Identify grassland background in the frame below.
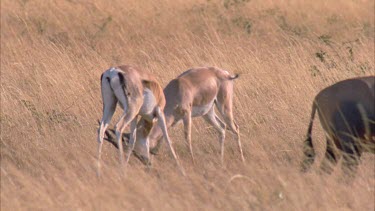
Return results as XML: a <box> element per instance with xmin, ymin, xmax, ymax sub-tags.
<box><xmin>1</xmin><ymin>0</ymin><xmax>374</xmax><ymax>210</ymax></box>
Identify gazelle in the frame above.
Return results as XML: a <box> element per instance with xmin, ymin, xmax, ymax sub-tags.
<box><xmin>97</xmin><ymin>65</ymin><xmax>185</xmax><ymax>175</ymax></box>
<box><xmin>301</xmin><ymin>76</ymin><xmax>375</xmax><ymax>176</ymax></box>
<box><xmin>131</xmin><ymin>67</ymin><xmax>245</xmax><ymax>164</ymax></box>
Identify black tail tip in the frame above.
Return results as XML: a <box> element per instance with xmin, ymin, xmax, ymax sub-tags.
<box><xmin>230</xmin><ymin>74</ymin><xmax>240</xmax><ymax>80</ymax></box>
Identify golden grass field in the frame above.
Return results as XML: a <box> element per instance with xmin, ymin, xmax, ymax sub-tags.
<box><xmin>1</xmin><ymin>0</ymin><xmax>374</xmax><ymax>210</ymax></box>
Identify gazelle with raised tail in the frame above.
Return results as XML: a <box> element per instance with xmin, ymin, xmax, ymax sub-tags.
<box><xmin>97</xmin><ymin>65</ymin><xmax>185</xmax><ymax>176</ymax></box>
<box><xmin>133</xmin><ymin>67</ymin><xmax>245</xmax><ymax>164</ymax></box>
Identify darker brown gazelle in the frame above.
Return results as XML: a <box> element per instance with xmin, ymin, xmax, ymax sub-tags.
<box><xmin>97</xmin><ymin>65</ymin><xmax>185</xmax><ymax>176</ymax></box>
<box><xmin>132</xmin><ymin>67</ymin><xmax>245</xmax><ymax>164</ymax></box>
<box><xmin>301</xmin><ymin>76</ymin><xmax>375</xmax><ymax>176</ymax></box>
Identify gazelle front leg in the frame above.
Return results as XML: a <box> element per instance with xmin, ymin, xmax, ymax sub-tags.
<box><xmin>183</xmin><ymin>110</ymin><xmax>195</xmax><ymax>163</ymax></box>
<box><xmin>156</xmin><ymin>107</ymin><xmax>186</xmax><ymax>176</ymax></box>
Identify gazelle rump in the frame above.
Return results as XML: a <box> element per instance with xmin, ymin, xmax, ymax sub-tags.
<box><xmin>133</xmin><ymin>67</ymin><xmax>245</xmax><ymax>164</ymax></box>
<box><xmin>97</xmin><ymin>65</ymin><xmax>185</xmax><ymax>176</ymax></box>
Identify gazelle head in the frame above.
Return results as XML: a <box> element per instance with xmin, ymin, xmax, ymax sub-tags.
<box><xmin>98</xmin><ymin>120</ymin><xmax>154</xmax><ymax>165</ymax></box>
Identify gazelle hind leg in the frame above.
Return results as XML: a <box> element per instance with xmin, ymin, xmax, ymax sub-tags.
<box><xmin>97</xmin><ymin>84</ymin><xmax>117</xmax><ymax>176</ymax></box>
<box><xmin>115</xmin><ymin>111</ymin><xmax>138</xmax><ymax>171</ymax></box>
<box><xmin>232</xmin><ymin>121</ymin><xmax>245</xmax><ymax>162</ymax></box>
<box><xmin>203</xmin><ymin>107</ymin><xmax>226</xmax><ymax>164</ymax></box>
<box><xmin>156</xmin><ymin>107</ymin><xmax>186</xmax><ymax>176</ymax></box>
<box><xmin>216</xmin><ymin>102</ymin><xmax>245</xmax><ymax>162</ymax></box>
<box><xmin>183</xmin><ymin>110</ymin><xmax>194</xmax><ymax>163</ymax></box>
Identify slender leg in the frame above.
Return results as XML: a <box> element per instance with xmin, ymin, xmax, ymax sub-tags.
<box><xmin>145</xmin><ymin>131</ymin><xmax>151</xmax><ymax>167</ymax></box>
<box><xmin>216</xmin><ymin>101</ymin><xmax>245</xmax><ymax>162</ymax></box>
<box><xmin>125</xmin><ymin>119</ymin><xmax>138</xmax><ymax>166</ymax></box>
<box><xmin>203</xmin><ymin>107</ymin><xmax>226</xmax><ymax>164</ymax></box>
<box><xmin>150</xmin><ymin>118</ymin><xmax>182</xmax><ymax>155</ymax></box>
<box><xmin>156</xmin><ymin>107</ymin><xmax>186</xmax><ymax>176</ymax></box>
<box><xmin>97</xmin><ymin>141</ymin><xmax>105</xmax><ymax>177</ymax></box>
<box><xmin>97</xmin><ymin>87</ymin><xmax>117</xmax><ymax>177</ymax></box>
<box><xmin>223</xmin><ymin>117</ymin><xmax>244</xmax><ymax>162</ymax></box>
<box><xmin>115</xmin><ymin>111</ymin><xmax>138</xmax><ymax>172</ymax></box>
<box><xmin>183</xmin><ymin>110</ymin><xmax>194</xmax><ymax>163</ymax></box>
<box><xmin>233</xmin><ymin>121</ymin><xmax>244</xmax><ymax>162</ymax></box>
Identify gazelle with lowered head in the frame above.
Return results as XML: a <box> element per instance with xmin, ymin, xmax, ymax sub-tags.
<box><xmin>132</xmin><ymin>67</ymin><xmax>245</xmax><ymax>164</ymax></box>
<box><xmin>97</xmin><ymin>65</ymin><xmax>185</xmax><ymax>176</ymax></box>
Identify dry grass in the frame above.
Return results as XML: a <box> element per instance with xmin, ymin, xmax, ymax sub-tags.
<box><xmin>1</xmin><ymin>0</ymin><xmax>374</xmax><ymax>210</ymax></box>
